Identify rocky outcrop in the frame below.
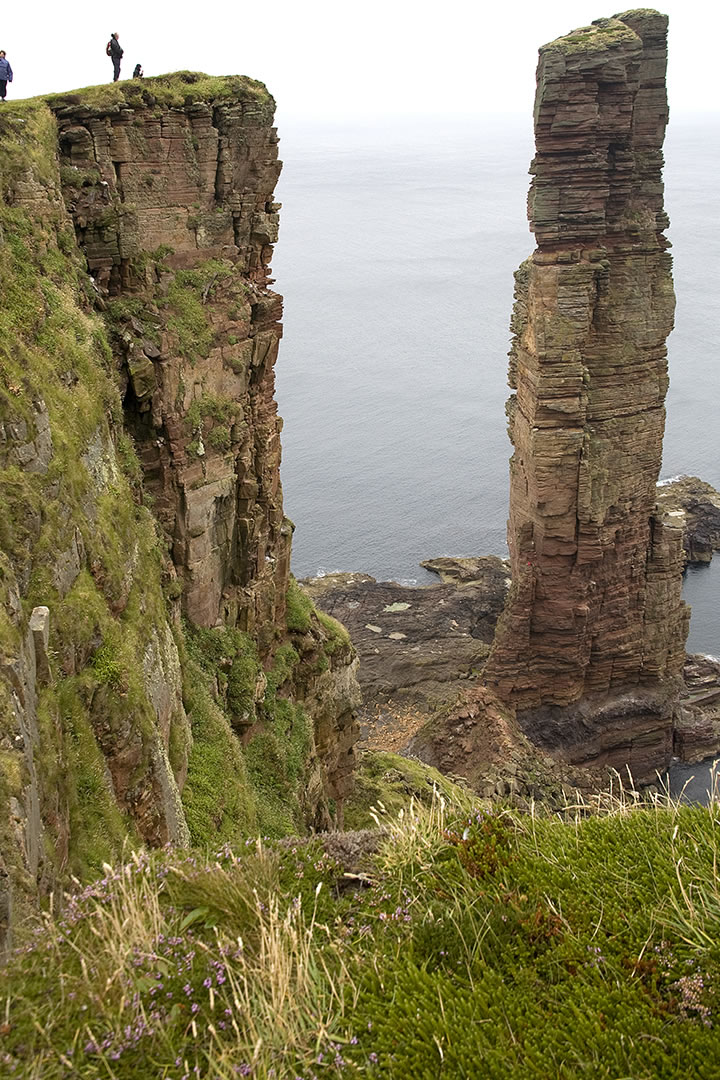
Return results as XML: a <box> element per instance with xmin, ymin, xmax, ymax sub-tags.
<box><xmin>0</xmin><ymin>99</ymin><xmax>195</xmax><ymax>948</ymax></box>
<box><xmin>0</xmin><ymin>76</ymin><xmax>359</xmax><ymax>947</ymax></box>
<box><xmin>50</xmin><ymin>74</ymin><xmax>360</xmax><ymax>818</ymax></box>
<box><xmin>674</xmin><ymin>655</ymin><xmax>720</xmax><ymax>763</ymax></box>
<box><xmin>656</xmin><ymin>476</ymin><xmax>720</xmax><ymax>564</ymax></box>
<box><xmin>482</xmin><ymin>11</ymin><xmax>689</xmax><ymax>779</ymax></box>
<box><xmin>54</xmin><ymin>76</ymin><xmax>286</xmax><ymax>632</ymax></box>
<box><xmin>303</xmin><ymin>558</ymin><xmax>509</xmax><ymax>729</ymax></box>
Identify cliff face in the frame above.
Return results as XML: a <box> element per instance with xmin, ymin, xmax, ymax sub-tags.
<box><xmin>55</xmin><ymin>79</ymin><xmax>286</xmax><ymax>630</ymax></box>
<box><xmin>484</xmin><ymin>11</ymin><xmax>689</xmax><ymax>776</ymax></box>
<box><xmin>0</xmin><ymin>75</ymin><xmax>358</xmax><ymax>949</ymax></box>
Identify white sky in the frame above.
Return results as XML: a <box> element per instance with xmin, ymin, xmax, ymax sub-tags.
<box><xmin>1</xmin><ymin>1</ymin><xmax>716</xmax><ymax>120</ymax></box>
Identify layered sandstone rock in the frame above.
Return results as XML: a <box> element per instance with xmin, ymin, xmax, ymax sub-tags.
<box><xmin>0</xmin><ymin>77</ymin><xmax>359</xmax><ymax>948</ymax></box>
<box><xmin>656</xmin><ymin>476</ymin><xmax>720</xmax><ymax>564</ymax></box>
<box><xmin>50</xmin><ymin>76</ymin><xmax>359</xmax><ymax>807</ymax></box>
<box><xmin>54</xmin><ymin>77</ymin><xmax>286</xmax><ymax>632</ymax></box>
<box><xmin>674</xmin><ymin>654</ymin><xmax>720</xmax><ymax>763</ymax></box>
<box><xmin>483</xmin><ymin>11</ymin><xmax>689</xmax><ymax>777</ymax></box>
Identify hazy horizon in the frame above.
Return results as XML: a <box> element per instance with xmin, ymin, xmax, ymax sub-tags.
<box><xmin>2</xmin><ymin>2</ymin><xmax>718</xmax><ymax>120</ymax></box>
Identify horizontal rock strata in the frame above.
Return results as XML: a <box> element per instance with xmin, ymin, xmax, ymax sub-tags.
<box><xmin>52</xmin><ymin>79</ymin><xmax>360</xmax><ymax>810</ymax></box>
<box><xmin>674</xmin><ymin>654</ymin><xmax>720</xmax><ymax>763</ymax></box>
<box><xmin>482</xmin><ymin>10</ymin><xmax>689</xmax><ymax>778</ymax></box>
<box><xmin>55</xmin><ymin>81</ymin><xmax>286</xmax><ymax>632</ymax></box>
<box><xmin>656</xmin><ymin>476</ymin><xmax>720</xmax><ymax>564</ymax></box>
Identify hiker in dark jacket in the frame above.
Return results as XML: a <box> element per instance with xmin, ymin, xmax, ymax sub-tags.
<box><xmin>108</xmin><ymin>33</ymin><xmax>123</xmax><ymax>82</ymax></box>
<box><xmin>0</xmin><ymin>52</ymin><xmax>13</xmax><ymax>101</ymax></box>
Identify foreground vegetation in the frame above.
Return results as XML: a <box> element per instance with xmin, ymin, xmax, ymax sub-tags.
<box><xmin>3</xmin><ymin>778</ymin><xmax>720</xmax><ymax>1078</ymax></box>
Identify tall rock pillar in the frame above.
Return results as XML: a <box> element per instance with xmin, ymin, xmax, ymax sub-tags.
<box><xmin>484</xmin><ymin>11</ymin><xmax>689</xmax><ymax>774</ymax></box>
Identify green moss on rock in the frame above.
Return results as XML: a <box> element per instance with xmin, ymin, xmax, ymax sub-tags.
<box><xmin>181</xmin><ymin>621</ymin><xmax>332</xmax><ymax>842</ymax></box>
<box><xmin>542</xmin><ymin>17</ymin><xmax>639</xmax><ymax>54</ymax></box>
<box><xmin>345</xmin><ymin>749</ymin><xmax>474</xmax><ymax>830</ymax></box>
<box><xmin>285</xmin><ymin>576</ymin><xmax>313</xmax><ymax>633</ymax></box>
<box><xmin>54</xmin><ymin>679</ymin><xmax>140</xmax><ymax>877</ymax></box>
<box><xmin>41</xmin><ymin>71</ymin><xmax>274</xmax><ymax>117</ymax></box>
<box><xmin>181</xmin><ymin>654</ymin><xmax>260</xmax><ymax>848</ymax></box>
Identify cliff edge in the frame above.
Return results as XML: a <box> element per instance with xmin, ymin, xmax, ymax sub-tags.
<box><xmin>0</xmin><ymin>73</ymin><xmax>359</xmax><ymax>950</ymax></box>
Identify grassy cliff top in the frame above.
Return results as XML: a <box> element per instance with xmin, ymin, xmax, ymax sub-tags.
<box><xmin>22</xmin><ymin>71</ymin><xmax>274</xmax><ymax>117</ymax></box>
<box><xmin>541</xmin><ymin>14</ymin><xmax>644</xmax><ymax>54</ymax></box>
<box><xmin>3</xmin><ymin>787</ymin><xmax>720</xmax><ymax>1076</ymax></box>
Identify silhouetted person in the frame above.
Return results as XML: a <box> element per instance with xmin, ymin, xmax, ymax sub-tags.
<box><xmin>0</xmin><ymin>51</ymin><xmax>13</xmax><ymax>101</ymax></box>
<box><xmin>107</xmin><ymin>33</ymin><xmax>123</xmax><ymax>82</ymax></box>
<box><xmin>133</xmin><ymin>64</ymin><xmax>143</xmax><ymax>78</ymax></box>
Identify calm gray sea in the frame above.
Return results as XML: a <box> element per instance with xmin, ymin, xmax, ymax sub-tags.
<box><xmin>273</xmin><ymin>113</ymin><xmax>720</xmax><ymax>665</ymax></box>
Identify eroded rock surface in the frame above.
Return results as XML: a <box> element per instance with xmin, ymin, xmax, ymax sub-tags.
<box><xmin>52</xmin><ymin>76</ymin><xmax>360</xmax><ymax>823</ymax></box>
<box><xmin>480</xmin><ymin>11</ymin><xmax>689</xmax><ymax>779</ymax></box>
<box><xmin>656</xmin><ymin>476</ymin><xmax>720</xmax><ymax>564</ymax></box>
<box><xmin>55</xmin><ymin>84</ymin><xmax>287</xmax><ymax>633</ymax></box>
<box><xmin>675</xmin><ymin>655</ymin><xmax>720</xmax><ymax>763</ymax></box>
<box><xmin>303</xmin><ymin>558</ymin><xmax>509</xmax><ymax>714</ymax></box>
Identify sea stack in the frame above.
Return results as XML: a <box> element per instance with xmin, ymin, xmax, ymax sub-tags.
<box><xmin>484</xmin><ymin>10</ymin><xmax>689</xmax><ymax>776</ymax></box>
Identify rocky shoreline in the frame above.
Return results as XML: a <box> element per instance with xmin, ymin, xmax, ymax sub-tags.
<box><xmin>302</xmin><ymin>477</ymin><xmax>720</xmax><ymax>802</ymax></box>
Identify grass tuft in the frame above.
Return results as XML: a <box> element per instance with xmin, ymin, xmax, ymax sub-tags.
<box><xmin>5</xmin><ymin>785</ymin><xmax>720</xmax><ymax>1077</ymax></box>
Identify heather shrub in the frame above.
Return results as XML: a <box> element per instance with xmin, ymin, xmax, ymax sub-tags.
<box><xmin>4</xmin><ymin>788</ymin><xmax>720</xmax><ymax>1078</ymax></box>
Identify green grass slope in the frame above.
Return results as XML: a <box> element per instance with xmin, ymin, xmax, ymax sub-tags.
<box><xmin>0</xmin><ymin>99</ymin><xmax>176</xmax><ymax>881</ymax></box>
<box><xmin>3</xmin><ymin>787</ymin><xmax>720</xmax><ymax>1078</ymax></box>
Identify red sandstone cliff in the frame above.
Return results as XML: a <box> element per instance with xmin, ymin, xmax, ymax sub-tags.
<box><xmin>52</xmin><ymin>77</ymin><xmax>359</xmax><ymax>806</ymax></box>
<box><xmin>0</xmin><ymin>77</ymin><xmax>359</xmax><ymax>947</ymax></box>
<box><xmin>55</xmin><ymin>83</ymin><xmax>288</xmax><ymax>631</ymax></box>
<box><xmin>481</xmin><ymin>11</ymin><xmax>689</xmax><ymax>777</ymax></box>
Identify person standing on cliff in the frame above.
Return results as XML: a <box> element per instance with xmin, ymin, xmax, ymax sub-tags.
<box><xmin>0</xmin><ymin>52</ymin><xmax>14</xmax><ymax>101</ymax></box>
<box><xmin>107</xmin><ymin>33</ymin><xmax>123</xmax><ymax>82</ymax></box>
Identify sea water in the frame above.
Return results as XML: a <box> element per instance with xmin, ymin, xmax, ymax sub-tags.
<box><xmin>273</xmin><ymin>112</ymin><xmax>720</xmax><ymax>659</ymax></box>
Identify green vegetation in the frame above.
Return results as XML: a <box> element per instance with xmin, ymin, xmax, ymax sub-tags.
<box><xmin>127</xmin><ymin>244</ymin><xmax>174</xmax><ymax>282</ymax></box>
<box><xmin>38</xmin><ymin>71</ymin><xmax>274</xmax><ymax>117</ymax></box>
<box><xmin>0</xmin><ymin>95</ymin><xmax>185</xmax><ymax>884</ymax></box>
<box><xmin>345</xmin><ymin>749</ymin><xmax>473</xmax><ymax>829</ymax></box>
<box><xmin>163</xmin><ymin>260</ymin><xmax>233</xmax><ymax>363</ymax></box>
<box><xmin>54</xmin><ymin>679</ymin><xmax>140</xmax><ymax>872</ymax></box>
<box><xmin>4</xmin><ymin>789</ymin><xmax>720</xmax><ymax>1077</ymax></box>
<box><xmin>286</xmin><ymin>574</ymin><xmax>313</xmax><ymax>632</ymax></box>
<box><xmin>181</xmin><ymin>623</ymin><xmax>322</xmax><ymax>844</ymax></box>
<box><xmin>184</xmin><ymin>622</ymin><xmax>261</xmax><ymax>726</ymax></box>
<box><xmin>317</xmin><ymin>608</ymin><xmax>351</xmax><ymax>653</ymax></box>
<box><xmin>185</xmin><ymin>389</ymin><xmax>240</xmax><ymax>439</ymax></box>
<box><xmin>542</xmin><ymin>18</ymin><xmax>638</xmax><ymax>54</ymax></box>
<box><xmin>0</xmin><ymin>100</ymin><xmax>58</xmax><ymax>193</ymax></box>
<box><xmin>206</xmin><ymin>424</ymin><xmax>231</xmax><ymax>451</ymax></box>
<box><xmin>59</xmin><ymin>164</ymin><xmax>101</xmax><ymax>188</ymax></box>
<box><xmin>180</xmin><ymin>652</ymin><xmax>260</xmax><ymax>848</ymax></box>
